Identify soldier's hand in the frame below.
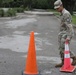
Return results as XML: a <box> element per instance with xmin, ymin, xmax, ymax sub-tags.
<box><xmin>65</xmin><ymin>37</ymin><xmax>70</xmax><ymax>42</ymax></box>
<box><xmin>61</xmin><ymin>24</ymin><xmax>66</xmax><ymax>27</ymax></box>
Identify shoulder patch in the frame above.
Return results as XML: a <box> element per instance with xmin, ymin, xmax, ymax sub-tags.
<box><xmin>66</xmin><ymin>18</ymin><xmax>71</xmax><ymax>22</ymax></box>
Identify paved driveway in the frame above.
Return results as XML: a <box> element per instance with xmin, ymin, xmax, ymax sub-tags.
<box><xmin>0</xmin><ymin>13</ymin><xmax>76</xmax><ymax>75</ymax></box>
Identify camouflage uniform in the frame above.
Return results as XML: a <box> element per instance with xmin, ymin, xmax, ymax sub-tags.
<box><xmin>58</xmin><ymin>8</ymin><xmax>75</xmax><ymax>60</ymax></box>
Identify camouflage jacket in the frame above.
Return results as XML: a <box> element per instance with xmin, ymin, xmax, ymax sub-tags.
<box><xmin>60</xmin><ymin>8</ymin><xmax>74</xmax><ymax>39</ymax></box>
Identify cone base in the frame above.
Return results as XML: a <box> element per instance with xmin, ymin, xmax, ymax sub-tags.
<box><xmin>22</xmin><ymin>71</ymin><xmax>40</xmax><ymax>75</ymax></box>
<box><xmin>60</xmin><ymin>65</ymin><xmax>76</xmax><ymax>72</ymax></box>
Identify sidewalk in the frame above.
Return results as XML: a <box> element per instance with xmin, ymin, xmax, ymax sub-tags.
<box><xmin>24</xmin><ymin>11</ymin><xmax>54</xmax><ymax>16</ymax></box>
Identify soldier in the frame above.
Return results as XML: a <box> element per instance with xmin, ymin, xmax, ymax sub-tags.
<box><xmin>54</xmin><ymin>0</ymin><xmax>76</xmax><ymax>67</ymax></box>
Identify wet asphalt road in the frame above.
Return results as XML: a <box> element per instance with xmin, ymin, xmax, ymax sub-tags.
<box><xmin>0</xmin><ymin>14</ymin><xmax>76</xmax><ymax>75</ymax></box>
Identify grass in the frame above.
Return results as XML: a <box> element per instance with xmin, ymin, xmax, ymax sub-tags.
<box><xmin>72</xmin><ymin>15</ymin><xmax>76</xmax><ymax>25</ymax></box>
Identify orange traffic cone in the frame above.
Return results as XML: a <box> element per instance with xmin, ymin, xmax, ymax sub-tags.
<box><xmin>60</xmin><ymin>40</ymin><xmax>76</xmax><ymax>72</ymax></box>
<box><xmin>23</xmin><ymin>31</ymin><xmax>39</xmax><ymax>75</ymax></box>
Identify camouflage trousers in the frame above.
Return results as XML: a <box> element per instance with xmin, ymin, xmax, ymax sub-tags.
<box><xmin>58</xmin><ymin>31</ymin><xmax>75</xmax><ymax>60</ymax></box>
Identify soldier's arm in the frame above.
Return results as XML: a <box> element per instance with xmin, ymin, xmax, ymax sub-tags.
<box><xmin>63</xmin><ymin>13</ymin><xmax>74</xmax><ymax>40</ymax></box>
<box><xmin>63</xmin><ymin>13</ymin><xmax>72</xmax><ymax>24</ymax></box>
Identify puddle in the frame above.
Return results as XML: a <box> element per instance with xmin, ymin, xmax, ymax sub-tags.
<box><xmin>0</xmin><ymin>35</ymin><xmax>29</xmax><ymax>52</ymax></box>
<box><xmin>0</xmin><ymin>31</ymin><xmax>53</xmax><ymax>52</ymax></box>
<box><xmin>0</xmin><ymin>35</ymin><xmax>42</xmax><ymax>52</ymax></box>
<box><xmin>6</xmin><ymin>18</ymin><xmax>37</xmax><ymax>28</ymax></box>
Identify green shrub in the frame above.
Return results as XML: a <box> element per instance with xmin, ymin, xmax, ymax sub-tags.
<box><xmin>25</xmin><ymin>7</ymin><xmax>30</xmax><ymax>11</ymax></box>
<box><xmin>6</xmin><ymin>8</ymin><xmax>16</xmax><ymax>17</ymax></box>
<box><xmin>14</xmin><ymin>8</ymin><xmax>24</xmax><ymax>13</ymax></box>
<box><xmin>0</xmin><ymin>9</ymin><xmax>4</xmax><ymax>17</ymax></box>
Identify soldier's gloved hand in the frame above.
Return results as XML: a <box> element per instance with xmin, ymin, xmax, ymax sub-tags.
<box><xmin>65</xmin><ymin>37</ymin><xmax>70</xmax><ymax>42</ymax></box>
<box><xmin>61</xmin><ymin>23</ymin><xmax>66</xmax><ymax>27</ymax></box>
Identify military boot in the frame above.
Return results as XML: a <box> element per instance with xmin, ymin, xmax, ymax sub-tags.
<box><xmin>55</xmin><ymin>59</ymin><xmax>64</xmax><ymax>68</ymax></box>
<box><xmin>71</xmin><ymin>56</ymin><xmax>76</xmax><ymax>65</ymax></box>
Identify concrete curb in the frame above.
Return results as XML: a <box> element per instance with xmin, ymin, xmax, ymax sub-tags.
<box><xmin>24</xmin><ymin>11</ymin><xmax>54</xmax><ymax>16</ymax></box>
<box><xmin>0</xmin><ymin>11</ymin><xmax>54</xmax><ymax>20</ymax></box>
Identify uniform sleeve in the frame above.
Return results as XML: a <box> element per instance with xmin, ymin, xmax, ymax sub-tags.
<box><xmin>67</xmin><ymin>24</ymin><xmax>74</xmax><ymax>40</ymax></box>
<box><xmin>63</xmin><ymin>13</ymin><xmax>72</xmax><ymax>24</ymax></box>
<box><xmin>63</xmin><ymin>13</ymin><xmax>74</xmax><ymax>39</ymax></box>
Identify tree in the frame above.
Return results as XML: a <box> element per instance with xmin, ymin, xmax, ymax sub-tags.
<box><xmin>22</xmin><ymin>0</ymin><xmax>32</xmax><ymax>9</ymax></box>
<box><xmin>62</xmin><ymin>0</ymin><xmax>76</xmax><ymax>15</ymax></box>
<box><xmin>2</xmin><ymin>0</ymin><xmax>14</xmax><ymax>7</ymax></box>
<box><xmin>0</xmin><ymin>0</ymin><xmax>3</xmax><ymax>7</ymax></box>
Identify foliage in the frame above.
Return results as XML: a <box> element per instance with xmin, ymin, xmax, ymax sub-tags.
<box><xmin>0</xmin><ymin>0</ymin><xmax>56</xmax><ymax>9</ymax></box>
<box><xmin>0</xmin><ymin>0</ymin><xmax>75</xmax><ymax>15</ymax></box>
<box><xmin>31</xmin><ymin>0</ymin><xmax>54</xmax><ymax>9</ymax></box>
<box><xmin>1</xmin><ymin>0</ymin><xmax>14</xmax><ymax>7</ymax></box>
<box><xmin>61</xmin><ymin>0</ymin><xmax>76</xmax><ymax>15</ymax></box>
<box><xmin>14</xmin><ymin>8</ymin><xmax>24</xmax><ymax>13</ymax></box>
<box><xmin>5</xmin><ymin>8</ymin><xmax>16</xmax><ymax>17</ymax></box>
<box><xmin>25</xmin><ymin>7</ymin><xmax>30</xmax><ymax>11</ymax></box>
<box><xmin>0</xmin><ymin>9</ymin><xmax>4</xmax><ymax>17</ymax></box>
